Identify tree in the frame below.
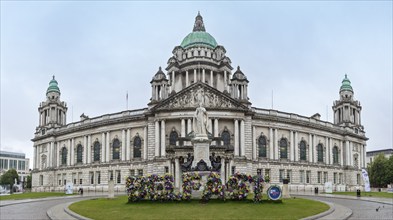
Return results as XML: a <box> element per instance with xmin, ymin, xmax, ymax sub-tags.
<box><xmin>25</xmin><ymin>174</ymin><xmax>32</xmax><ymax>189</ymax></box>
<box><xmin>367</xmin><ymin>154</ymin><xmax>388</xmax><ymax>188</ymax></box>
<box><xmin>0</xmin><ymin>169</ymin><xmax>19</xmax><ymax>189</ymax></box>
<box><xmin>387</xmin><ymin>155</ymin><xmax>393</xmax><ymax>186</ymax></box>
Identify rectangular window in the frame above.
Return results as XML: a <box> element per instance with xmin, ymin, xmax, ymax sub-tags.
<box><xmin>257</xmin><ymin>169</ymin><xmax>262</xmax><ymax>176</ymax></box>
<box><xmin>265</xmin><ymin>169</ymin><xmax>270</xmax><ymax>180</ymax></box>
<box><xmin>130</xmin><ymin>169</ymin><xmax>135</xmax><ymax>176</ymax></box>
<box><xmin>109</xmin><ymin>170</ymin><xmax>113</xmax><ymax>181</ymax></box>
<box><xmin>333</xmin><ymin>172</ymin><xmax>337</xmax><ymax>184</ymax></box>
<box><xmin>231</xmin><ymin>166</ymin><xmax>236</xmax><ymax>175</ymax></box>
<box><xmin>79</xmin><ymin>178</ymin><xmax>82</xmax><ymax>185</ymax></box>
<box><xmin>78</xmin><ymin>172</ymin><xmax>82</xmax><ymax>185</ymax></box>
<box><xmin>59</xmin><ymin>180</ymin><xmax>62</xmax><ymax>186</ymax></box>
<box><xmin>96</xmin><ymin>171</ymin><xmax>101</xmax><ymax>184</ymax></box>
<box><xmin>72</xmin><ymin>173</ymin><xmax>76</xmax><ymax>185</ymax></box>
<box><xmin>300</xmin><ymin>170</ymin><xmax>305</xmax><ymax>183</ymax></box>
<box><xmin>286</xmin><ymin>170</ymin><xmax>292</xmax><ymax>183</ymax></box>
<box><xmin>116</xmin><ymin>170</ymin><xmax>121</xmax><ymax>184</ymax></box>
<box><xmin>279</xmin><ymin>169</ymin><xmax>285</xmax><ymax>183</ymax></box>
<box><xmin>90</xmin><ymin>172</ymin><xmax>94</xmax><ymax>185</ymax></box>
<box><xmin>306</xmin><ymin>171</ymin><xmax>311</xmax><ymax>184</ymax></box>
<box><xmin>63</xmin><ymin>179</ymin><xmax>66</xmax><ymax>185</ymax></box>
<box><xmin>165</xmin><ymin>166</ymin><xmax>169</xmax><ymax>173</ymax></box>
<box><xmin>339</xmin><ymin>173</ymin><xmax>343</xmax><ymax>184</ymax></box>
<box><xmin>58</xmin><ymin>174</ymin><xmax>61</xmax><ymax>186</ymax></box>
<box><xmin>39</xmin><ymin>175</ymin><xmax>43</xmax><ymax>186</ymax></box>
<box><xmin>323</xmin><ymin>172</ymin><xmax>328</xmax><ymax>183</ymax></box>
<box><xmin>138</xmin><ymin>169</ymin><xmax>143</xmax><ymax>176</ymax></box>
<box><xmin>317</xmin><ymin>171</ymin><xmax>322</xmax><ymax>184</ymax></box>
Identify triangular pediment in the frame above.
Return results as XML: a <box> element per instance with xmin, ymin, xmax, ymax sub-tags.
<box><xmin>152</xmin><ymin>83</ymin><xmax>249</xmax><ymax>112</ymax></box>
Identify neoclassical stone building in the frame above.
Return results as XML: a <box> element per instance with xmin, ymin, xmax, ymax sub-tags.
<box><xmin>32</xmin><ymin>13</ymin><xmax>367</xmax><ymax>192</ymax></box>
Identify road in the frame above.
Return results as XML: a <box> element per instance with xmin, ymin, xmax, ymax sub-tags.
<box><xmin>299</xmin><ymin>195</ymin><xmax>393</xmax><ymax>220</ymax></box>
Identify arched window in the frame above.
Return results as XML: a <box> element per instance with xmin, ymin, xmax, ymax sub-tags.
<box><xmin>112</xmin><ymin>139</ymin><xmax>120</xmax><ymax>160</ymax></box>
<box><xmin>280</xmin><ymin>138</ymin><xmax>288</xmax><ymax>159</ymax></box>
<box><xmin>333</xmin><ymin>146</ymin><xmax>339</xmax><ymax>164</ymax></box>
<box><xmin>221</xmin><ymin>129</ymin><xmax>230</xmax><ymax>147</ymax></box>
<box><xmin>169</xmin><ymin>129</ymin><xmax>178</xmax><ymax>146</ymax></box>
<box><xmin>93</xmin><ymin>141</ymin><xmax>100</xmax><ymax>162</ymax></box>
<box><xmin>299</xmin><ymin>140</ymin><xmax>307</xmax><ymax>161</ymax></box>
<box><xmin>61</xmin><ymin>147</ymin><xmax>67</xmax><ymax>165</ymax></box>
<box><xmin>133</xmin><ymin>136</ymin><xmax>142</xmax><ymax>158</ymax></box>
<box><xmin>258</xmin><ymin>136</ymin><xmax>267</xmax><ymax>157</ymax></box>
<box><xmin>317</xmin><ymin>144</ymin><xmax>324</xmax><ymax>162</ymax></box>
<box><xmin>76</xmin><ymin>144</ymin><xmax>83</xmax><ymax>163</ymax></box>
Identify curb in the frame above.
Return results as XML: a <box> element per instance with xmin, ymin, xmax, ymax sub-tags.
<box><xmin>292</xmin><ymin>194</ymin><xmax>393</xmax><ymax>205</ymax></box>
<box><xmin>64</xmin><ymin>202</ymin><xmax>93</xmax><ymax>220</ymax></box>
<box><xmin>301</xmin><ymin>200</ymin><xmax>335</xmax><ymax>220</ymax></box>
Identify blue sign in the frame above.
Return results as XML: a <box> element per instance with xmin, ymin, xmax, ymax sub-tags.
<box><xmin>267</xmin><ymin>185</ymin><xmax>282</xmax><ymax>200</ymax></box>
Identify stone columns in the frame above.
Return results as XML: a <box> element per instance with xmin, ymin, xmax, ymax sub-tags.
<box><xmin>187</xmin><ymin>118</ymin><xmax>192</xmax><ymax>135</ymax></box>
<box><xmin>294</xmin><ymin>132</ymin><xmax>298</xmax><ymax>161</ymax></box>
<box><xmin>214</xmin><ymin>118</ymin><xmax>218</xmax><ymax>137</ymax></box>
<box><xmin>106</xmin><ymin>132</ymin><xmax>110</xmax><ymax>162</ymax></box>
<box><xmin>186</xmin><ymin>71</ymin><xmax>189</xmax><ymax>87</ymax></box>
<box><xmin>325</xmin><ymin>137</ymin><xmax>329</xmax><ymax>164</ymax></box>
<box><xmin>340</xmin><ymin>141</ymin><xmax>344</xmax><ymax>166</ymax></box>
<box><xmin>175</xmin><ymin>158</ymin><xmax>180</xmax><ymax>188</ymax></box>
<box><xmin>144</xmin><ymin>126</ymin><xmax>148</xmax><ymax>160</ymax></box>
<box><xmin>234</xmin><ymin>119</ymin><xmax>239</xmax><ymax>156</ymax></box>
<box><xmin>87</xmin><ymin>135</ymin><xmax>91</xmax><ymax>164</ymax></box>
<box><xmin>101</xmin><ymin>133</ymin><xmax>106</xmax><ymax>163</ymax></box>
<box><xmin>68</xmin><ymin>139</ymin><xmax>71</xmax><ymax>166</ymax></box>
<box><xmin>48</xmin><ymin>142</ymin><xmax>52</xmax><ymax>167</ymax></box>
<box><xmin>289</xmin><ymin>131</ymin><xmax>295</xmax><ymax>161</ymax></box>
<box><xmin>181</xmin><ymin>119</ymin><xmax>186</xmax><ymax>137</ymax></box>
<box><xmin>33</xmin><ymin>146</ymin><xmax>37</xmax><ymax>169</ymax></box>
<box><xmin>269</xmin><ymin>128</ymin><xmax>274</xmax><ymax>159</ymax></box>
<box><xmin>308</xmin><ymin>134</ymin><xmax>313</xmax><ymax>163</ymax></box>
<box><xmin>126</xmin><ymin>129</ymin><xmax>130</xmax><ymax>160</ymax></box>
<box><xmin>252</xmin><ymin>126</ymin><xmax>256</xmax><ymax>160</ymax></box>
<box><xmin>274</xmin><ymin>129</ymin><xmax>278</xmax><ymax>159</ymax></box>
<box><xmin>161</xmin><ymin>120</ymin><xmax>166</xmax><ymax>157</ymax></box>
<box><xmin>224</xmin><ymin>71</ymin><xmax>227</xmax><ymax>91</ymax></box>
<box><xmin>348</xmin><ymin>141</ymin><xmax>352</xmax><ymax>166</ymax></box>
<box><xmin>155</xmin><ymin>120</ymin><xmax>160</xmax><ymax>157</ymax></box>
<box><xmin>202</xmin><ymin>68</ymin><xmax>205</xmax><ymax>83</ymax></box>
<box><xmin>194</xmin><ymin>69</ymin><xmax>197</xmax><ymax>83</ymax></box>
<box><xmin>208</xmin><ymin>119</ymin><xmax>213</xmax><ymax>134</ymax></box>
<box><xmin>121</xmin><ymin>130</ymin><xmax>126</xmax><ymax>161</ymax></box>
<box><xmin>83</xmin><ymin>137</ymin><xmax>87</xmax><ymax>164</ymax></box>
<box><xmin>210</xmin><ymin>70</ymin><xmax>213</xmax><ymax>86</ymax></box>
<box><xmin>240</xmin><ymin>120</ymin><xmax>245</xmax><ymax>157</ymax></box>
<box><xmin>71</xmin><ymin>138</ymin><xmax>75</xmax><ymax>166</ymax></box>
<box><xmin>56</xmin><ymin>143</ymin><xmax>60</xmax><ymax>167</ymax></box>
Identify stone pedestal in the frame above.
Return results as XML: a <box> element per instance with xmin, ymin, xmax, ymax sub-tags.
<box><xmin>282</xmin><ymin>183</ymin><xmax>290</xmax><ymax>198</ymax></box>
<box><xmin>192</xmin><ymin>141</ymin><xmax>211</xmax><ymax>168</ymax></box>
<box><xmin>108</xmin><ymin>180</ymin><xmax>114</xmax><ymax>198</ymax></box>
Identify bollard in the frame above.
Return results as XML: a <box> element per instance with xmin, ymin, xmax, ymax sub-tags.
<box><xmin>356</xmin><ymin>189</ymin><xmax>361</xmax><ymax>197</ymax></box>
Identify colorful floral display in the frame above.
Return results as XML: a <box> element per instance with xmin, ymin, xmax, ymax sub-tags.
<box><xmin>126</xmin><ymin>172</ymin><xmax>265</xmax><ymax>203</ymax></box>
<box><xmin>201</xmin><ymin>172</ymin><xmax>225</xmax><ymax>202</ymax></box>
<box><xmin>181</xmin><ymin>172</ymin><xmax>201</xmax><ymax>201</ymax></box>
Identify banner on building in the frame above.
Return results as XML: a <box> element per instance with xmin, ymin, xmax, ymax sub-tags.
<box><xmin>361</xmin><ymin>169</ymin><xmax>371</xmax><ymax>192</ymax></box>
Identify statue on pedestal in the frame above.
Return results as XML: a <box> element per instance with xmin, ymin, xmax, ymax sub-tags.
<box><xmin>193</xmin><ymin>88</ymin><xmax>209</xmax><ymax>138</ymax></box>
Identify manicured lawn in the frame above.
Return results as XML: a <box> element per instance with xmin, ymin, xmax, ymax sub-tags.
<box><xmin>0</xmin><ymin>192</ymin><xmax>76</xmax><ymax>200</ymax></box>
<box><xmin>69</xmin><ymin>196</ymin><xmax>329</xmax><ymax>220</ymax></box>
<box><xmin>329</xmin><ymin>191</ymin><xmax>393</xmax><ymax>199</ymax></box>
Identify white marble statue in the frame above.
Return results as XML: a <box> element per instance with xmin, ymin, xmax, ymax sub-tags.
<box><xmin>193</xmin><ymin>88</ymin><xmax>209</xmax><ymax>136</ymax></box>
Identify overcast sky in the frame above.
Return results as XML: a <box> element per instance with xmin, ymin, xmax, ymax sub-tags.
<box><xmin>1</xmin><ymin>1</ymin><xmax>392</xmax><ymax>168</ymax></box>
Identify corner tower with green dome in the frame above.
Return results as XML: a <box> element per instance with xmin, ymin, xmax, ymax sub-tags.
<box><xmin>333</xmin><ymin>74</ymin><xmax>362</xmax><ymax>130</ymax></box>
<box><xmin>36</xmin><ymin>76</ymin><xmax>68</xmax><ymax>133</ymax></box>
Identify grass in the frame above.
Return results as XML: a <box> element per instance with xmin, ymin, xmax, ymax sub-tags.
<box><xmin>0</xmin><ymin>192</ymin><xmax>76</xmax><ymax>200</ymax></box>
<box><xmin>69</xmin><ymin>196</ymin><xmax>329</xmax><ymax>220</ymax></box>
<box><xmin>329</xmin><ymin>191</ymin><xmax>393</xmax><ymax>199</ymax></box>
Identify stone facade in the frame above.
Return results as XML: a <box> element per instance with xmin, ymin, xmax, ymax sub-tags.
<box><xmin>31</xmin><ymin>13</ymin><xmax>368</xmax><ymax>192</ymax></box>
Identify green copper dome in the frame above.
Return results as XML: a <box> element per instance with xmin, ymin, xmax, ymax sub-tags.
<box><xmin>340</xmin><ymin>74</ymin><xmax>353</xmax><ymax>92</ymax></box>
<box><xmin>180</xmin><ymin>12</ymin><xmax>218</xmax><ymax>49</ymax></box>
<box><xmin>46</xmin><ymin>76</ymin><xmax>61</xmax><ymax>95</ymax></box>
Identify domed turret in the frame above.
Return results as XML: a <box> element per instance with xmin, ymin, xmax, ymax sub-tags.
<box><xmin>340</xmin><ymin>74</ymin><xmax>353</xmax><ymax>92</ymax></box>
<box><xmin>46</xmin><ymin>76</ymin><xmax>60</xmax><ymax>95</ymax></box>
